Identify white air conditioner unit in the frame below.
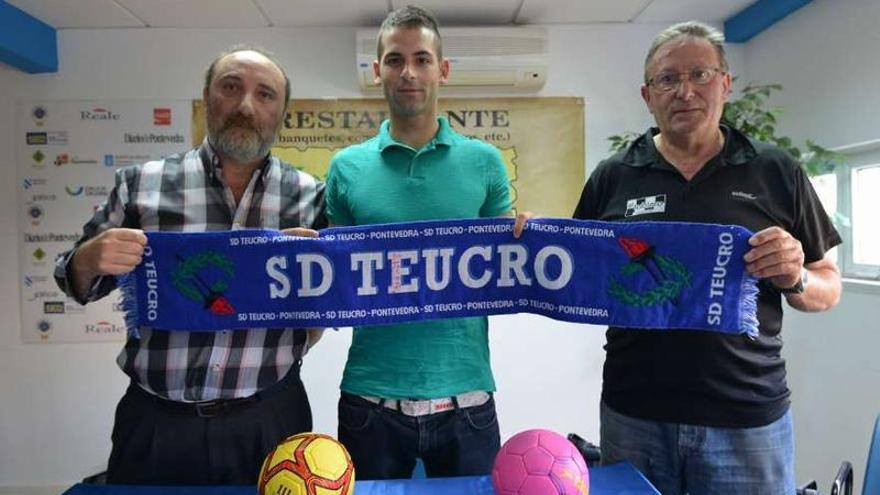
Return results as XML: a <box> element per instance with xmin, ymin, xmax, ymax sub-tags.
<box><xmin>356</xmin><ymin>27</ymin><xmax>548</xmax><ymax>91</ymax></box>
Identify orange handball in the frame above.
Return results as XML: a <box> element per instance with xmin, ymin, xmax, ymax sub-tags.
<box><xmin>258</xmin><ymin>432</ymin><xmax>355</xmax><ymax>495</ymax></box>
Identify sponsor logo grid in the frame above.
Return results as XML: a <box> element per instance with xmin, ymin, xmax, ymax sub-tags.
<box><xmin>17</xmin><ymin>100</ymin><xmax>191</xmax><ymax>343</ymax></box>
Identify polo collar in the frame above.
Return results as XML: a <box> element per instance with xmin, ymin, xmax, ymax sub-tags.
<box><xmin>622</xmin><ymin>124</ymin><xmax>757</xmax><ymax>168</ymax></box>
<box><xmin>378</xmin><ymin>117</ymin><xmax>455</xmax><ymax>152</ymax></box>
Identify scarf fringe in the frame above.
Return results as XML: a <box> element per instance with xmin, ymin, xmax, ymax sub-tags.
<box><xmin>739</xmin><ymin>274</ymin><xmax>760</xmax><ymax>339</ymax></box>
<box><xmin>116</xmin><ymin>273</ymin><xmax>141</xmax><ymax>339</ymax></box>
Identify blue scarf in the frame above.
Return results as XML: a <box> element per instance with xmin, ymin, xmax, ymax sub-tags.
<box><xmin>118</xmin><ymin>218</ymin><xmax>759</xmax><ymax>337</ymax></box>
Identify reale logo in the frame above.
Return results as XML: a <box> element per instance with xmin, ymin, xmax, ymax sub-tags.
<box><xmin>81</xmin><ymin>107</ymin><xmax>120</xmax><ymax>121</ymax></box>
<box><xmin>85</xmin><ymin>321</ymin><xmax>124</xmax><ymax>334</ymax></box>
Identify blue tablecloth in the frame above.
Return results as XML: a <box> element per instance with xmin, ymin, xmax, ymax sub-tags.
<box><xmin>62</xmin><ymin>462</ymin><xmax>658</xmax><ymax>494</ymax></box>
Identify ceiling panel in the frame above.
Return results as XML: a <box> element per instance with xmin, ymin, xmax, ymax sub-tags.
<box><xmin>636</xmin><ymin>0</ymin><xmax>755</xmax><ymax>23</ymax></box>
<box><xmin>396</xmin><ymin>0</ymin><xmax>522</xmax><ymax>25</ymax></box>
<box><xmin>6</xmin><ymin>0</ymin><xmax>145</xmax><ymax>28</ymax></box>
<box><xmin>5</xmin><ymin>0</ymin><xmax>776</xmax><ymax>31</ymax></box>
<box><xmin>116</xmin><ymin>0</ymin><xmax>268</xmax><ymax>28</ymax></box>
<box><xmin>517</xmin><ymin>0</ymin><xmax>652</xmax><ymax>24</ymax></box>
<box><xmin>257</xmin><ymin>0</ymin><xmax>386</xmax><ymax>27</ymax></box>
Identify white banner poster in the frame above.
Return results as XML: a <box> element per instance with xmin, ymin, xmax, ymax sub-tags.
<box><xmin>18</xmin><ymin>101</ymin><xmax>192</xmax><ymax>343</ymax></box>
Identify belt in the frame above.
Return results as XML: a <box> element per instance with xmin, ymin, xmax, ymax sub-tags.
<box><xmin>130</xmin><ymin>372</ymin><xmax>296</xmax><ymax>418</ymax></box>
<box><xmin>361</xmin><ymin>391</ymin><xmax>491</xmax><ymax>417</ymax></box>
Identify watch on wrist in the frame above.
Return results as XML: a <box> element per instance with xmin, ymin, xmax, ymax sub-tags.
<box><xmin>778</xmin><ymin>267</ymin><xmax>808</xmax><ymax>294</ymax></box>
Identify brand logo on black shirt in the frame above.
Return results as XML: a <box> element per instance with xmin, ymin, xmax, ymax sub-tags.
<box><xmin>625</xmin><ymin>194</ymin><xmax>666</xmax><ymax>217</ymax></box>
<box><xmin>731</xmin><ymin>191</ymin><xmax>757</xmax><ymax>200</ymax></box>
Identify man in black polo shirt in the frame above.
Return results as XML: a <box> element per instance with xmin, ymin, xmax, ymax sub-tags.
<box><xmin>573</xmin><ymin>21</ymin><xmax>842</xmax><ymax>494</ymax></box>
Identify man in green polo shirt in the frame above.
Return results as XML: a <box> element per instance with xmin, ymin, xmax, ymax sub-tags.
<box><xmin>325</xmin><ymin>5</ymin><xmax>515</xmax><ymax>480</ymax></box>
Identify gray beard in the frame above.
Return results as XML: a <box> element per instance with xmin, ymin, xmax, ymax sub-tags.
<box><xmin>209</xmin><ymin>128</ymin><xmax>273</xmax><ymax>163</ymax></box>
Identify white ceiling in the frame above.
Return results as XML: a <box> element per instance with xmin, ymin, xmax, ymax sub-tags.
<box><xmin>7</xmin><ymin>0</ymin><xmax>756</xmax><ymax>29</ymax></box>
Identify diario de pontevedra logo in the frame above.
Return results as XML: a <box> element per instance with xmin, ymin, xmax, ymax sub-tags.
<box><xmin>172</xmin><ymin>251</ymin><xmax>236</xmax><ymax>316</ymax></box>
<box><xmin>608</xmin><ymin>237</ymin><xmax>691</xmax><ymax>307</ymax></box>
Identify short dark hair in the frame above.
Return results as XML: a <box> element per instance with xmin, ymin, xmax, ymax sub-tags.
<box><xmin>377</xmin><ymin>5</ymin><xmax>442</xmax><ymax>60</ymax></box>
<box><xmin>204</xmin><ymin>44</ymin><xmax>291</xmax><ymax>104</ymax></box>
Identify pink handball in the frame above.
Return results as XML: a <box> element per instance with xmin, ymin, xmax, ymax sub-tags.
<box><xmin>492</xmin><ymin>429</ymin><xmax>590</xmax><ymax>495</ymax></box>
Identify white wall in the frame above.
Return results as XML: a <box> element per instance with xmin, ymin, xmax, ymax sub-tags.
<box><xmin>741</xmin><ymin>0</ymin><xmax>880</xmax><ymax>150</ymax></box>
<box><xmin>743</xmin><ymin>0</ymin><xmax>880</xmax><ymax>493</ymax></box>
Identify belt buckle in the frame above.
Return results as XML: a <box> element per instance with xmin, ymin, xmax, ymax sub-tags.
<box><xmin>412</xmin><ymin>400</ymin><xmax>431</xmax><ymax>416</ymax></box>
<box><xmin>195</xmin><ymin>400</ymin><xmax>224</xmax><ymax>418</ymax></box>
<box><xmin>400</xmin><ymin>400</ymin><xmax>429</xmax><ymax>417</ymax></box>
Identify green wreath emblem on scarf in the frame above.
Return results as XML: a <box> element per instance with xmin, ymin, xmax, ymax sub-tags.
<box><xmin>171</xmin><ymin>251</ymin><xmax>236</xmax><ymax>315</ymax></box>
<box><xmin>609</xmin><ymin>237</ymin><xmax>692</xmax><ymax>307</ymax></box>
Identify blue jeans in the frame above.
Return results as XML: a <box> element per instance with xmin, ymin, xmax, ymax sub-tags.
<box><xmin>337</xmin><ymin>393</ymin><xmax>500</xmax><ymax>480</ymax></box>
<box><xmin>600</xmin><ymin>402</ymin><xmax>795</xmax><ymax>495</ymax></box>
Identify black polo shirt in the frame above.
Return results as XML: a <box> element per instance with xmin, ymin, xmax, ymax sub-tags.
<box><xmin>573</xmin><ymin>125</ymin><xmax>841</xmax><ymax>427</ymax></box>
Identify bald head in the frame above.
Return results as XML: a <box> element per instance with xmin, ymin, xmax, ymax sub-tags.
<box><xmin>205</xmin><ymin>45</ymin><xmax>291</xmax><ymax>104</ymax></box>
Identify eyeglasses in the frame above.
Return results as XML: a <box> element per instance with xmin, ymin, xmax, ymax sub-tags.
<box><xmin>647</xmin><ymin>67</ymin><xmax>725</xmax><ymax>92</ymax></box>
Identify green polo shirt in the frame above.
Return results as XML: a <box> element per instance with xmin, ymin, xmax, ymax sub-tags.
<box><xmin>326</xmin><ymin>117</ymin><xmax>511</xmax><ymax>399</ymax></box>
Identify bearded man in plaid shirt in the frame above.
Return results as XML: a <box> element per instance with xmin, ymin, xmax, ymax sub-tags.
<box><xmin>55</xmin><ymin>46</ymin><xmax>327</xmax><ymax>485</ymax></box>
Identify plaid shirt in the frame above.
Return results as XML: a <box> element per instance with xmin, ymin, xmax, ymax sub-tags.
<box><xmin>55</xmin><ymin>140</ymin><xmax>327</xmax><ymax>401</ymax></box>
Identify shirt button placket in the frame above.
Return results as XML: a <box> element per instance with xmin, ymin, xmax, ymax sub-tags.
<box><xmin>205</xmin><ymin>330</ymin><xmax>231</xmax><ymax>392</ymax></box>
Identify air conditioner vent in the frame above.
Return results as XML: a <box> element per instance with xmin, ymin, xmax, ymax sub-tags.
<box><xmin>444</xmin><ymin>36</ymin><xmax>547</xmax><ymax>57</ymax></box>
<box><xmin>356</xmin><ymin>27</ymin><xmax>548</xmax><ymax>91</ymax></box>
